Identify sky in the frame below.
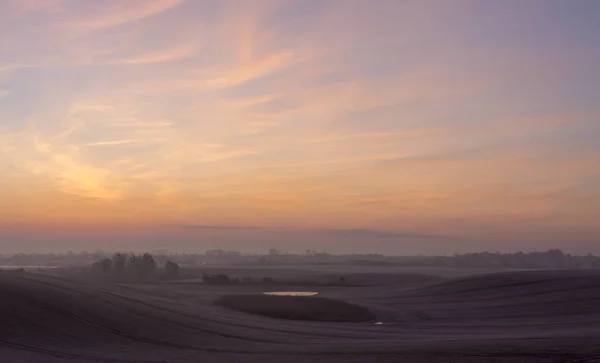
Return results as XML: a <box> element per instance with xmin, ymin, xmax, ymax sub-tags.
<box><xmin>0</xmin><ymin>0</ymin><xmax>599</xmax><ymax>255</ymax></box>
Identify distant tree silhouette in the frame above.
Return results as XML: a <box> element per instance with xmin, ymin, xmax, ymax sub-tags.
<box><xmin>126</xmin><ymin>254</ymin><xmax>140</xmax><ymax>275</ymax></box>
<box><xmin>215</xmin><ymin>274</ymin><xmax>230</xmax><ymax>284</ymax></box>
<box><xmin>126</xmin><ymin>253</ymin><xmax>157</xmax><ymax>278</ymax></box>
<box><xmin>547</xmin><ymin>249</ymin><xmax>567</xmax><ymax>269</ymax></box>
<box><xmin>86</xmin><ymin>248</ymin><xmax>600</xmax><ymax>280</ymax></box>
<box><xmin>206</xmin><ymin>249</ymin><xmax>240</xmax><ymax>257</ymax></box>
<box><xmin>91</xmin><ymin>253</ymin><xmax>157</xmax><ymax>279</ymax></box>
<box><xmin>100</xmin><ymin>258</ymin><xmax>112</xmax><ymax>274</ymax></box>
<box><xmin>112</xmin><ymin>253</ymin><xmax>127</xmax><ymax>275</ymax></box>
<box><xmin>164</xmin><ymin>260</ymin><xmax>180</xmax><ymax>278</ymax></box>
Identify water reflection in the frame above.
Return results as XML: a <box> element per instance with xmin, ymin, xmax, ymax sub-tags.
<box><xmin>263</xmin><ymin>291</ymin><xmax>319</xmax><ymax>296</ymax></box>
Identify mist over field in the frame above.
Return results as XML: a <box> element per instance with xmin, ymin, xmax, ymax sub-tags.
<box><xmin>1</xmin><ymin>0</ymin><xmax>599</xmax><ymax>361</ymax></box>
<box><xmin>3</xmin><ymin>248</ymin><xmax>600</xmax><ymax>362</ymax></box>
<box><xmin>1</xmin><ymin>224</ymin><xmax>599</xmax><ymax>256</ymax></box>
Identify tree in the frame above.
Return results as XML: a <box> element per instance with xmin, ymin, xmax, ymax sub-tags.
<box><xmin>127</xmin><ymin>254</ymin><xmax>140</xmax><ymax>275</ymax></box>
<box><xmin>141</xmin><ymin>253</ymin><xmax>157</xmax><ymax>276</ymax></box>
<box><xmin>126</xmin><ymin>253</ymin><xmax>157</xmax><ymax>278</ymax></box>
<box><xmin>215</xmin><ymin>274</ymin><xmax>230</xmax><ymax>284</ymax></box>
<box><xmin>100</xmin><ymin>258</ymin><xmax>112</xmax><ymax>274</ymax></box>
<box><xmin>547</xmin><ymin>249</ymin><xmax>567</xmax><ymax>269</ymax></box>
<box><xmin>112</xmin><ymin>253</ymin><xmax>127</xmax><ymax>275</ymax></box>
<box><xmin>164</xmin><ymin>260</ymin><xmax>180</xmax><ymax>278</ymax></box>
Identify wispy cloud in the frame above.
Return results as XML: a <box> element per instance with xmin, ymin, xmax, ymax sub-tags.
<box><xmin>319</xmin><ymin>228</ymin><xmax>453</xmax><ymax>240</ymax></box>
<box><xmin>6</xmin><ymin>0</ymin><xmax>65</xmax><ymax>13</ymax></box>
<box><xmin>200</xmin><ymin>50</ymin><xmax>301</xmax><ymax>90</ymax></box>
<box><xmin>0</xmin><ymin>0</ymin><xmax>598</xmax><ymax>249</ymax></box>
<box><xmin>61</xmin><ymin>0</ymin><xmax>182</xmax><ymax>30</ymax></box>
<box><xmin>117</xmin><ymin>43</ymin><xmax>198</xmax><ymax>65</ymax></box>
<box><xmin>176</xmin><ymin>224</ymin><xmax>264</xmax><ymax>230</ymax></box>
<box><xmin>1</xmin><ymin>121</ymin><xmax>125</xmax><ymax>202</ymax></box>
<box><xmin>172</xmin><ymin>225</ymin><xmax>454</xmax><ymax>242</ymax></box>
<box><xmin>310</xmin><ymin>129</ymin><xmax>439</xmax><ymax>143</ymax></box>
<box><xmin>82</xmin><ymin>140</ymin><xmax>140</xmax><ymax>147</ymax></box>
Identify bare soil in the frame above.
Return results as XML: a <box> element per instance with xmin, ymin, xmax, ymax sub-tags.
<box><xmin>1</xmin><ymin>267</ymin><xmax>600</xmax><ymax>362</ymax></box>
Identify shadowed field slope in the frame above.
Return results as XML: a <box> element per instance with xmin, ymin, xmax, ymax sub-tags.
<box><xmin>1</xmin><ymin>270</ymin><xmax>600</xmax><ymax>362</ymax></box>
<box><xmin>215</xmin><ymin>294</ymin><xmax>375</xmax><ymax>322</ymax></box>
<box><xmin>374</xmin><ymin>270</ymin><xmax>600</xmax><ymax>322</ymax></box>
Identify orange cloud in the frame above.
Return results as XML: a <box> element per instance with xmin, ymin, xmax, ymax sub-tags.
<box><xmin>310</xmin><ymin>128</ymin><xmax>440</xmax><ymax>143</ymax></box>
<box><xmin>82</xmin><ymin>140</ymin><xmax>140</xmax><ymax>147</ymax></box>
<box><xmin>62</xmin><ymin>0</ymin><xmax>182</xmax><ymax>29</ymax></box>
<box><xmin>0</xmin><ymin>0</ymin><xmax>598</xmax><ymax>248</ymax></box>
<box><xmin>117</xmin><ymin>43</ymin><xmax>198</xmax><ymax>65</ymax></box>
<box><xmin>201</xmin><ymin>50</ymin><xmax>299</xmax><ymax>89</ymax></box>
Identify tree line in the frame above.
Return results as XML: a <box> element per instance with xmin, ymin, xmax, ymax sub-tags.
<box><xmin>91</xmin><ymin>253</ymin><xmax>179</xmax><ymax>279</ymax></box>
<box><xmin>399</xmin><ymin>249</ymin><xmax>600</xmax><ymax>269</ymax></box>
<box><xmin>4</xmin><ymin>248</ymin><xmax>600</xmax><ymax>270</ymax></box>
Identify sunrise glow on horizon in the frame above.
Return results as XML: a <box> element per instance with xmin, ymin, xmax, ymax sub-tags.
<box><xmin>0</xmin><ymin>0</ymin><xmax>599</xmax><ymax>254</ymax></box>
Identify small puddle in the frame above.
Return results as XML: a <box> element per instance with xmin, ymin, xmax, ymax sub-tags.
<box><xmin>374</xmin><ymin>322</ymin><xmax>384</xmax><ymax>325</ymax></box>
<box><xmin>263</xmin><ymin>291</ymin><xmax>319</xmax><ymax>296</ymax></box>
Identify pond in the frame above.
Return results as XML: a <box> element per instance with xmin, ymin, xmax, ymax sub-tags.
<box><xmin>263</xmin><ymin>291</ymin><xmax>319</xmax><ymax>296</ymax></box>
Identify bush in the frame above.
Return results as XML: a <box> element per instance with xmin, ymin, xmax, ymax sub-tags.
<box><xmin>203</xmin><ymin>273</ymin><xmax>231</xmax><ymax>284</ymax></box>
